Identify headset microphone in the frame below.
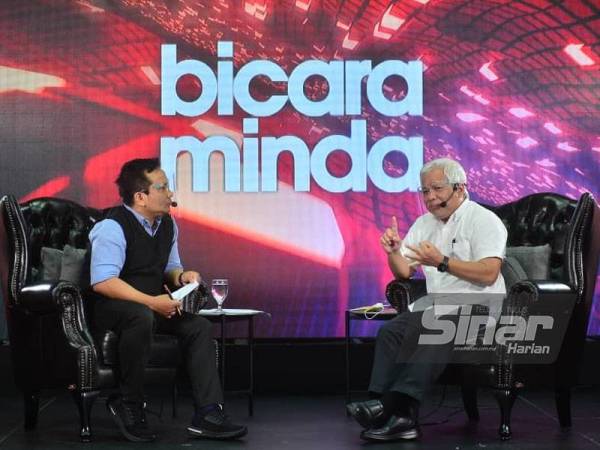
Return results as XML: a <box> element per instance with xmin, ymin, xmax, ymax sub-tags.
<box><xmin>439</xmin><ymin>184</ymin><xmax>458</xmax><ymax>208</ymax></box>
<box><xmin>170</xmin><ymin>201</ymin><xmax>178</xmax><ymax>207</ymax></box>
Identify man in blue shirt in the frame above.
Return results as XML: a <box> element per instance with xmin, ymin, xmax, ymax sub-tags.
<box><xmin>90</xmin><ymin>158</ymin><xmax>246</xmax><ymax>442</ymax></box>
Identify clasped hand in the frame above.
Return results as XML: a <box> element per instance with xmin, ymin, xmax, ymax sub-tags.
<box><xmin>405</xmin><ymin>241</ymin><xmax>444</xmax><ymax>267</ymax></box>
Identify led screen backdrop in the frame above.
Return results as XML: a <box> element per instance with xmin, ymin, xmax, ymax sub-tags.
<box><xmin>0</xmin><ymin>0</ymin><xmax>599</xmax><ymax>338</ymax></box>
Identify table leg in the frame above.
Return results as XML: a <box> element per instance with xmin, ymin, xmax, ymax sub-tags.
<box><xmin>220</xmin><ymin>315</ymin><xmax>226</xmax><ymax>395</ymax></box>
<box><xmin>345</xmin><ymin>310</ymin><xmax>351</xmax><ymax>408</ymax></box>
<box><xmin>248</xmin><ymin>316</ymin><xmax>254</xmax><ymax>416</ymax></box>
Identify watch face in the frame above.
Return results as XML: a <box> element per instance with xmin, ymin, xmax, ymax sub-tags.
<box><xmin>437</xmin><ymin>256</ymin><xmax>449</xmax><ymax>272</ymax></box>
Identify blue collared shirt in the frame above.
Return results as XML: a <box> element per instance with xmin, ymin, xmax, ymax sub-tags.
<box><xmin>89</xmin><ymin>204</ymin><xmax>183</xmax><ymax>286</ymax></box>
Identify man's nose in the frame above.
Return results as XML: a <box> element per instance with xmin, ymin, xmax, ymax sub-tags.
<box><xmin>424</xmin><ymin>190</ymin><xmax>437</xmax><ymax>200</ymax></box>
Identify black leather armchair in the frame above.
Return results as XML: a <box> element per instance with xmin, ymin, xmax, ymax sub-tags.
<box><xmin>385</xmin><ymin>192</ymin><xmax>600</xmax><ymax>440</ymax></box>
<box><xmin>0</xmin><ymin>195</ymin><xmax>209</xmax><ymax>442</ymax></box>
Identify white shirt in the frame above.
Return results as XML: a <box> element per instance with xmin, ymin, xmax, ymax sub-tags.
<box><xmin>401</xmin><ymin>199</ymin><xmax>507</xmax><ymax>294</ymax></box>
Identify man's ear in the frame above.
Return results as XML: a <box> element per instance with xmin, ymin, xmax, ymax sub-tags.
<box><xmin>133</xmin><ymin>191</ymin><xmax>146</xmax><ymax>206</ymax></box>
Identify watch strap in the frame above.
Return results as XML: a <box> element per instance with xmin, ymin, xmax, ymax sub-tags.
<box><xmin>437</xmin><ymin>256</ymin><xmax>450</xmax><ymax>272</ymax></box>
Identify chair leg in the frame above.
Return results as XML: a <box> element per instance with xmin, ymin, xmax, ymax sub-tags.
<box><xmin>172</xmin><ymin>381</ymin><xmax>178</xmax><ymax>419</ymax></box>
<box><xmin>461</xmin><ymin>385</ymin><xmax>479</xmax><ymax>421</ymax></box>
<box><xmin>72</xmin><ymin>390</ymin><xmax>100</xmax><ymax>443</ymax></box>
<box><xmin>24</xmin><ymin>390</ymin><xmax>40</xmax><ymax>430</ymax></box>
<box><xmin>493</xmin><ymin>388</ymin><xmax>517</xmax><ymax>440</ymax></box>
<box><xmin>555</xmin><ymin>386</ymin><xmax>572</xmax><ymax>428</ymax></box>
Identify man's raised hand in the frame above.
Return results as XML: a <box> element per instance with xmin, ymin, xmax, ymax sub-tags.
<box><xmin>380</xmin><ymin>216</ymin><xmax>402</xmax><ymax>254</ymax></box>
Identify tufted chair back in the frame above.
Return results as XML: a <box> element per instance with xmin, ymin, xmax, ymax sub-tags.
<box><xmin>20</xmin><ymin>197</ymin><xmax>103</xmax><ymax>282</ymax></box>
<box><xmin>483</xmin><ymin>193</ymin><xmax>577</xmax><ymax>283</ymax></box>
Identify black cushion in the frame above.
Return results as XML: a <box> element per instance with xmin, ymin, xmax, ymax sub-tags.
<box><xmin>506</xmin><ymin>244</ymin><xmax>551</xmax><ymax>280</ymax></box>
<box><xmin>60</xmin><ymin>244</ymin><xmax>88</xmax><ymax>285</ymax></box>
<box><xmin>40</xmin><ymin>246</ymin><xmax>63</xmax><ymax>280</ymax></box>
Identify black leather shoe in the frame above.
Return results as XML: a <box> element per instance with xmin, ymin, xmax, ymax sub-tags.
<box><xmin>360</xmin><ymin>414</ymin><xmax>420</xmax><ymax>441</ymax></box>
<box><xmin>346</xmin><ymin>399</ymin><xmax>388</xmax><ymax>429</ymax></box>
<box><xmin>106</xmin><ymin>396</ymin><xmax>157</xmax><ymax>442</ymax></box>
<box><xmin>187</xmin><ymin>406</ymin><xmax>248</xmax><ymax>440</ymax></box>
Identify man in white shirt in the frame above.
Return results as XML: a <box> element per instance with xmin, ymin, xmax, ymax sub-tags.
<box><xmin>347</xmin><ymin>158</ymin><xmax>507</xmax><ymax>442</ymax></box>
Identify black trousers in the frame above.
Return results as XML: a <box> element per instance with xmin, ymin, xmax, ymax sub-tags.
<box><xmin>368</xmin><ymin>310</ymin><xmax>454</xmax><ymax>402</ymax></box>
<box><xmin>94</xmin><ymin>298</ymin><xmax>223</xmax><ymax>407</ymax></box>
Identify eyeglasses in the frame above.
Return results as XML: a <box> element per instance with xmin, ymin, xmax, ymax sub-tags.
<box><xmin>417</xmin><ymin>183</ymin><xmax>451</xmax><ymax>196</ymax></box>
<box><xmin>141</xmin><ymin>182</ymin><xmax>170</xmax><ymax>194</ymax></box>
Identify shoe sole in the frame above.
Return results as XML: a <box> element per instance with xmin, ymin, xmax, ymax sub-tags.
<box><xmin>187</xmin><ymin>425</ymin><xmax>248</xmax><ymax>440</ymax></box>
<box><xmin>361</xmin><ymin>428</ymin><xmax>420</xmax><ymax>441</ymax></box>
<box><xmin>106</xmin><ymin>402</ymin><xmax>156</xmax><ymax>443</ymax></box>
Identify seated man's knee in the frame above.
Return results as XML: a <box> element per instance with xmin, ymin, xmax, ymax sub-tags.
<box><xmin>377</xmin><ymin>321</ymin><xmax>397</xmax><ymax>340</ymax></box>
<box><xmin>377</xmin><ymin>311</ymin><xmax>422</xmax><ymax>341</ymax></box>
<box><xmin>181</xmin><ymin>314</ymin><xmax>212</xmax><ymax>338</ymax></box>
<box><xmin>129</xmin><ymin>304</ymin><xmax>155</xmax><ymax>333</ymax></box>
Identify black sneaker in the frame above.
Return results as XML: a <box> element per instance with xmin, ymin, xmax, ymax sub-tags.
<box><xmin>106</xmin><ymin>396</ymin><xmax>157</xmax><ymax>442</ymax></box>
<box><xmin>187</xmin><ymin>406</ymin><xmax>247</xmax><ymax>440</ymax></box>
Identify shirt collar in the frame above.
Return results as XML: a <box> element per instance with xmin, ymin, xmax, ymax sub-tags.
<box><xmin>447</xmin><ymin>197</ymin><xmax>470</xmax><ymax>223</ymax></box>
<box><xmin>432</xmin><ymin>197</ymin><xmax>470</xmax><ymax>225</ymax></box>
<box><xmin>123</xmin><ymin>204</ymin><xmax>162</xmax><ymax>231</ymax></box>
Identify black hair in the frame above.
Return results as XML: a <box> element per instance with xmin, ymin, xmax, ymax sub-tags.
<box><xmin>115</xmin><ymin>158</ymin><xmax>161</xmax><ymax>206</ymax></box>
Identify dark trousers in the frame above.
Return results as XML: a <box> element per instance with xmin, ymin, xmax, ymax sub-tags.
<box><xmin>94</xmin><ymin>298</ymin><xmax>223</xmax><ymax>407</ymax></box>
<box><xmin>368</xmin><ymin>310</ymin><xmax>454</xmax><ymax>402</ymax></box>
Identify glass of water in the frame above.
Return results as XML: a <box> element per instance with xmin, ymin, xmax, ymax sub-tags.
<box><xmin>211</xmin><ymin>279</ymin><xmax>229</xmax><ymax>312</ymax></box>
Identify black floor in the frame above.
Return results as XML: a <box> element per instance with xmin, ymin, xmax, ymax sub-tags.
<box><xmin>1</xmin><ymin>385</ymin><xmax>600</xmax><ymax>450</ymax></box>
<box><xmin>2</xmin><ymin>340</ymin><xmax>600</xmax><ymax>450</ymax></box>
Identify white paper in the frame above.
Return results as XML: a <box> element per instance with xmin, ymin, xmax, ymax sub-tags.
<box><xmin>350</xmin><ymin>303</ymin><xmax>384</xmax><ymax>312</ymax></box>
<box><xmin>197</xmin><ymin>308</ymin><xmax>267</xmax><ymax>316</ymax></box>
<box><xmin>171</xmin><ymin>281</ymin><xmax>199</xmax><ymax>300</ymax></box>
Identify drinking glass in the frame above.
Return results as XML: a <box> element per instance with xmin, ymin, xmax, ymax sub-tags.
<box><xmin>211</xmin><ymin>279</ymin><xmax>229</xmax><ymax>312</ymax></box>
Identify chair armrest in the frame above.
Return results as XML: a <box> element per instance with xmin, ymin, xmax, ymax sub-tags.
<box><xmin>385</xmin><ymin>278</ymin><xmax>427</xmax><ymax>313</ymax></box>
<box><xmin>509</xmin><ymin>280</ymin><xmax>576</xmax><ymax>317</ymax></box>
<box><xmin>504</xmin><ymin>280</ymin><xmax>538</xmax><ymax>313</ymax></box>
<box><xmin>19</xmin><ymin>281</ymin><xmax>74</xmax><ymax>314</ymax></box>
<box><xmin>503</xmin><ymin>280</ymin><xmax>575</xmax><ymax>316</ymax></box>
<box><xmin>524</xmin><ymin>280</ymin><xmax>575</xmax><ymax>296</ymax></box>
<box><xmin>20</xmin><ymin>281</ymin><xmax>94</xmax><ymax>344</ymax></box>
<box><xmin>20</xmin><ymin>281</ymin><xmax>98</xmax><ymax>389</ymax></box>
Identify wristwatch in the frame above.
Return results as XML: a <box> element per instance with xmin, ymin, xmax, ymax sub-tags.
<box><xmin>437</xmin><ymin>256</ymin><xmax>450</xmax><ymax>273</ymax></box>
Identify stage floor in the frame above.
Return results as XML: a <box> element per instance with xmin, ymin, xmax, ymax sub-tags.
<box><xmin>1</xmin><ymin>385</ymin><xmax>600</xmax><ymax>449</ymax></box>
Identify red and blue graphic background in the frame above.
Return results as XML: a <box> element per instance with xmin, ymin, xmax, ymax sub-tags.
<box><xmin>0</xmin><ymin>0</ymin><xmax>598</xmax><ymax>337</ymax></box>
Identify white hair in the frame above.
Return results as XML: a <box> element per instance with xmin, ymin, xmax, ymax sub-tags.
<box><xmin>420</xmin><ymin>158</ymin><xmax>467</xmax><ymax>185</ymax></box>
